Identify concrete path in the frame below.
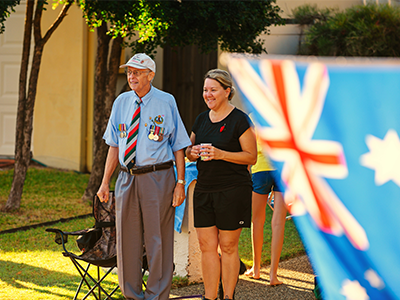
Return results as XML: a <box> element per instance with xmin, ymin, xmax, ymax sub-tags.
<box><xmin>169</xmin><ymin>255</ymin><xmax>316</xmax><ymax>300</ymax></box>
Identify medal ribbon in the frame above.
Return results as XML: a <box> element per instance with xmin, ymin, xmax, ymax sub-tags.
<box><xmin>119</xmin><ymin>124</ymin><xmax>126</xmax><ymax>132</ymax></box>
<box><xmin>124</xmin><ymin>98</ymin><xmax>142</xmax><ymax>168</ymax></box>
<box><xmin>154</xmin><ymin>126</ymin><xmax>160</xmax><ymax>136</ymax></box>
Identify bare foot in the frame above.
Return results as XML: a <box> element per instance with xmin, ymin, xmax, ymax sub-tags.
<box><xmin>244</xmin><ymin>267</ymin><xmax>260</xmax><ymax>279</ymax></box>
<box><xmin>270</xmin><ymin>276</ymin><xmax>283</xmax><ymax>286</ymax></box>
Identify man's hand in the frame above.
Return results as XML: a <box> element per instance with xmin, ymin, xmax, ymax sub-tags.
<box><xmin>97</xmin><ymin>184</ymin><xmax>110</xmax><ymax>203</ymax></box>
<box><xmin>172</xmin><ymin>183</ymin><xmax>186</xmax><ymax>207</ymax></box>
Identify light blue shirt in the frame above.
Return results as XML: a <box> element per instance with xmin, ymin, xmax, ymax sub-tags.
<box><xmin>104</xmin><ymin>86</ymin><xmax>191</xmax><ymax>167</ymax></box>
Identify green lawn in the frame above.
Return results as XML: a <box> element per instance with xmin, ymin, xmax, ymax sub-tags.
<box><xmin>0</xmin><ymin>166</ymin><xmax>305</xmax><ymax>299</ymax></box>
<box><xmin>0</xmin><ymin>168</ymin><xmax>92</xmax><ymax>231</ymax></box>
<box><xmin>0</xmin><ymin>217</ymin><xmax>124</xmax><ymax>300</ymax></box>
<box><xmin>239</xmin><ymin>210</ymin><xmax>305</xmax><ymax>268</ymax></box>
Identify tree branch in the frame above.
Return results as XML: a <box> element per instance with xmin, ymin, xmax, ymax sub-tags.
<box><xmin>19</xmin><ymin>0</ymin><xmax>34</xmax><ymax>109</ymax></box>
<box><xmin>33</xmin><ymin>0</ymin><xmax>44</xmax><ymax>44</ymax></box>
<box><xmin>42</xmin><ymin>1</ymin><xmax>73</xmax><ymax>44</ymax></box>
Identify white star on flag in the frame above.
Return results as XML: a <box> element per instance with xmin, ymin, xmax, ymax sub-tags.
<box><xmin>360</xmin><ymin>129</ymin><xmax>400</xmax><ymax>187</ymax></box>
<box><xmin>364</xmin><ymin>269</ymin><xmax>385</xmax><ymax>290</ymax></box>
<box><xmin>341</xmin><ymin>279</ymin><xmax>369</xmax><ymax>300</ymax></box>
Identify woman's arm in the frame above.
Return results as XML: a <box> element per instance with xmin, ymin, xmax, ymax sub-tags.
<box><xmin>185</xmin><ymin>132</ymin><xmax>201</xmax><ymax>162</ymax></box>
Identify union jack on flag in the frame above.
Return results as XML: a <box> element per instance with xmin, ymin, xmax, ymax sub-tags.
<box><xmin>227</xmin><ymin>55</ymin><xmax>400</xmax><ymax>300</ymax></box>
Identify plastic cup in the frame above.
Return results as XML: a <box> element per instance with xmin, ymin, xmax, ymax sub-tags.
<box><xmin>200</xmin><ymin>143</ymin><xmax>212</xmax><ymax>160</ymax></box>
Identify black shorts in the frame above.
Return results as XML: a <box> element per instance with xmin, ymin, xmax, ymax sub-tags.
<box><xmin>193</xmin><ymin>185</ymin><xmax>252</xmax><ymax>230</ymax></box>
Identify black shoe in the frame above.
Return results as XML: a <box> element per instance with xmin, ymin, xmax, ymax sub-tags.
<box><xmin>218</xmin><ymin>258</ymin><xmax>242</xmax><ymax>299</ymax></box>
<box><xmin>218</xmin><ymin>281</ymin><xmax>236</xmax><ymax>300</ymax></box>
<box><xmin>201</xmin><ymin>296</ymin><xmax>217</xmax><ymax>300</ymax></box>
<box><xmin>239</xmin><ymin>259</ymin><xmax>246</xmax><ymax>275</ymax></box>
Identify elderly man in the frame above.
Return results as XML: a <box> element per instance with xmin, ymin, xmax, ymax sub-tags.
<box><xmin>97</xmin><ymin>53</ymin><xmax>190</xmax><ymax>300</ymax></box>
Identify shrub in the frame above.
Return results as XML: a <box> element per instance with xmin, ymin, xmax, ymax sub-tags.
<box><xmin>297</xmin><ymin>4</ymin><xmax>400</xmax><ymax>57</ymax></box>
<box><xmin>292</xmin><ymin>3</ymin><xmax>336</xmax><ymax>26</ymax></box>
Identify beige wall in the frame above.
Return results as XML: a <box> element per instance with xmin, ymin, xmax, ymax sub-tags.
<box><xmin>0</xmin><ymin>2</ymin><xmax>26</xmax><ymax>156</ymax></box>
<box><xmin>33</xmin><ymin>4</ymin><xmax>90</xmax><ymax>171</ymax></box>
<box><xmin>85</xmin><ymin>29</ymin><xmax>96</xmax><ymax>173</ymax></box>
<box><xmin>277</xmin><ymin>0</ymin><xmax>364</xmax><ymax>18</ymax></box>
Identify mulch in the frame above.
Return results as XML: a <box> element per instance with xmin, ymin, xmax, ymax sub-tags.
<box><xmin>169</xmin><ymin>255</ymin><xmax>316</xmax><ymax>300</ymax></box>
<box><xmin>0</xmin><ymin>158</ymin><xmax>15</xmax><ymax>169</ymax></box>
<box><xmin>0</xmin><ymin>158</ymin><xmax>48</xmax><ymax>171</ymax></box>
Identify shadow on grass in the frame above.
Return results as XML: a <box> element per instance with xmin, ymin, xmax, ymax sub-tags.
<box><xmin>0</xmin><ymin>259</ymin><xmax>124</xmax><ymax>299</ymax></box>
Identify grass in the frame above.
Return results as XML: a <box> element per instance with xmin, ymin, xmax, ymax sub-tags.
<box><xmin>0</xmin><ymin>167</ymin><xmax>92</xmax><ymax>231</ymax></box>
<box><xmin>239</xmin><ymin>211</ymin><xmax>305</xmax><ymax>268</ymax></box>
<box><xmin>0</xmin><ymin>165</ymin><xmax>305</xmax><ymax>299</ymax></box>
<box><xmin>0</xmin><ymin>217</ymin><xmax>124</xmax><ymax>300</ymax></box>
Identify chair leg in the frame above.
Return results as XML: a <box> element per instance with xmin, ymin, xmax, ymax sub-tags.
<box><xmin>70</xmin><ymin>258</ymin><xmax>100</xmax><ymax>300</ymax></box>
<box><xmin>68</xmin><ymin>256</ymin><xmax>119</xmax><ymax>300</ymax></box>
<box><xmin>98</xmin><ymin>266</ymin><xmax>101</xmax><ymax>300</ymax></box>
<box><xmin>82</xmin><ymin>264</ymin><xmax>118</xmax><ymax>300</ymax></box>
<box><xmin>142</xmin><ymin>266</ymin><xmax>147</xmax><ymax>290</ymax></box>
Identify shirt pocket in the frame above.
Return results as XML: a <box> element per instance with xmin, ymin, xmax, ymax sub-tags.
<box><xmin>146</xmin><ymin>124</ymin><xmax>170</xmax><ymax>143</ymax></box>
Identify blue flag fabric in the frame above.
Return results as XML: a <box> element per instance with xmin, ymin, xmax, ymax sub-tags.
<box><xmin>227</xmin><ymin>55</ymin><xmax>400</xmax><ymax>300</ymax></box>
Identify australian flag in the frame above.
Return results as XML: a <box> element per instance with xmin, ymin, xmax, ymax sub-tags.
<box><xmin>227</xmin><ymin>55</ymin><xmax>400</xmax><ymax>300</ymax></box>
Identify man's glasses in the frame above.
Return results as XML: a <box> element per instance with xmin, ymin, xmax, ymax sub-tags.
<box><xmin>125</xmin><ymin>69</ymin><xmax>149</xmax><ymax>77</ymax></box>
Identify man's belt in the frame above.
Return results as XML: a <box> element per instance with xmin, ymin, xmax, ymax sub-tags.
<box><xmin>120</xmin><ymin>160</ymin><xmax>173</xmax><ymax>175</ymax></box>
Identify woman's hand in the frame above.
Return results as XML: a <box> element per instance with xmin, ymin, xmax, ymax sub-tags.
<box><xmin>186</xmin><ymin>144</ymin><xmax>202</xmax><ymax>161</ymax></box>
<box><xmin>191</xmin><ymin>145</ymin><xmax>201</xmax><ymax>158</ymax></box>
<box><xmin>199</xmin><ymin>144</ymin><xmax>218</xmax><ymax>161</ymax></box>
<box><xmin>200</xmin><ymin>128</ymin><xmax>257</xmax><ymax>165</ymax></box>
<box><xmin>186</xmin><ymin>132</ymin><xmax>202</xmax><ymax>162</ymax></box>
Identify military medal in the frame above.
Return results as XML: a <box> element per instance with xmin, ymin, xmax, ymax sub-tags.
<box><xmin>153</xmin><ymin>126</ymin><xmax>160</xmax><ymax>141</ymax></box>
<box><xmin>158</xmin><ymin>127</ymin><xmax>165</xmax><ymax>141</ymax></box>
<box><xmin>154</xmin><ymin>115</ymin><xmax>164</xmax><ymax>125</ymax></box>
<box><xmin>148</xmin><ymin>115</ymin><xmax>165</xmax><ymax>141</ymax></box>
<box><xmin>119</xmin><ymin>124</ymin><xmax>127</xmax><ymax>138</ymax></box>
<box><xmin>148</xmin><ymin>125</ymin><xmax>155</xmax><ymax>140</ymax></box>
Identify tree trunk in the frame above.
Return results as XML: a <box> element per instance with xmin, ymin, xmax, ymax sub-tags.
<box><xmin>82</xmin><ymin>25</ymin><xmax>123</xmax><ymax>201</ymax></box>
<box><xmin>3</xmin><ymin>0</ymin><xmax>72</xmax><ymax>212</ymax></box>
<box><xmin>3</xmin><ymin>0</ymin><xmax>34</xmax><ymax>212</ymax></box>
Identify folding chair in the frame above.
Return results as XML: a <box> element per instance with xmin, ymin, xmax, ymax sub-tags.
<box><xmin>46</xmin><ymin>192</ymin><xmax>148</xmax><ymax>300</ymax></box>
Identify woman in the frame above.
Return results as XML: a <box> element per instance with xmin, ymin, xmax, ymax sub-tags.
<box><xmin>244</xmin><ymin>130</ymin><xmax>288</xmax><ymax>286</ymax></box>
<box><xmin>186</xmin><ymin>69</ymin><xmax>257</xmax><ymax>300</ymax></box>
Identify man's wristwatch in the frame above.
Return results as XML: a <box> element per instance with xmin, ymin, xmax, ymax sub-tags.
<box><xmin>177</xmin><ymin>179</ymin><xmax>186</xmax><ymax>185</ymax></box>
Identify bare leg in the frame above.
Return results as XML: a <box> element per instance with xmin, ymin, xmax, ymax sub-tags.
<box><xmin>219</xmin><ymin>228</ymin><xmax>242</xmax><ymax>299</ymax></box>
<box><xmin>196</xmin><ymin>226</ymin><xmax>220</xmax><ymax>299</ymax></box>
<box><xmin>270</xmin><ymin>191</ymin><xmax>287</xmax><ymax>286</ymax></box>
<box><xmin>244</xmin><ymin>192</ymin><xmax>268</xmax><ymax>279</ymax></box>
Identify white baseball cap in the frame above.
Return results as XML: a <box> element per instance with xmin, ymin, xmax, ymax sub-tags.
<box><xmin>120</xmin><ymin>53</ymin><xmax>156</xmax><ymax>73</ymax></box>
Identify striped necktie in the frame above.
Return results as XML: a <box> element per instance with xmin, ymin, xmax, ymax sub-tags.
<box><xmin>124</xmin><ymin>98</ymin><xmax>142</xmax><ymax>168</ymax></box>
